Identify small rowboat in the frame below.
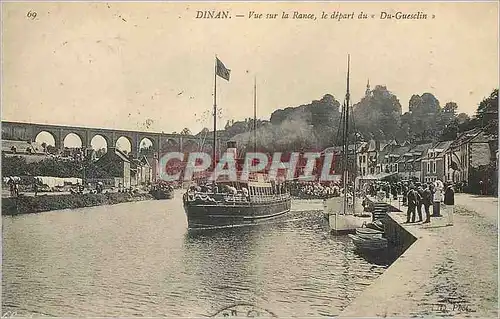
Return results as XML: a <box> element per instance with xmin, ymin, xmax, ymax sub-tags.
<box><xmin>365</xmin><ymin>220</ymin><xmax>384</xmax><ymax>231</ymax></box>
<box><xmin>348</xmin><ymin>234</ymin><xmax>388</xmax><ymax>251</ymax></box>
<box><xmin>356</xmin><ymin>227</ymin><xmax>384</xmax><ymax>239</ymax></box>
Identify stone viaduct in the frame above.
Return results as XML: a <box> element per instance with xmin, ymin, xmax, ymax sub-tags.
<box><xmin>1</xmin><ymin>121</ymin><xmax>221</xmax><ymax>158</ymax></box>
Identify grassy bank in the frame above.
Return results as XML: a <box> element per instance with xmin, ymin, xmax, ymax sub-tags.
<box><xmin>2</xmin><ymin>192</ymin><xmax>153</xmax><ymax>215</ymax></box>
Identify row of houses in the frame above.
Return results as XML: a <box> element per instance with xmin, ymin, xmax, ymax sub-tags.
<box><xmin>1</xmin><ymin>140</ymin><xmax>156</xmax><ymax>189</ymax></box>
<box><xmin>352</xmin><ymin>127</ymin><xmax>497</xmax><ymax>188</ymax></box>
<box><xmin>92</xmin><ymin>147</ymin><xmax>155</xmax><ymax>188</ymax></box>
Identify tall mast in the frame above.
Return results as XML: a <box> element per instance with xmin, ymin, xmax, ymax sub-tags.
<box><xmin>213</xmin><ymin>56</ymin><xmax>218</xmax><ymax>175</ymax></box>
<box><xmin>342</xmin><ymin>54</ymin><xmax>351</xmax><ymax>215</ymax></box>
<box><xmin>253</xmin><ymin>76</ymin><xmax>257</xmax><ymax>153</ymax></box>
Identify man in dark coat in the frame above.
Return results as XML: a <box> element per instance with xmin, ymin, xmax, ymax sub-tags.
<box><xmin>416</xmin><ymin>186</ymin><xmax>425</xmax><ymax>222</ymax></box>
<box><xmin>402</xmin><ymin>183</ymin><xmax>409</xmax><ymax>206</ymax></box>
<box><xmin>406</xmin><ymin>186</ymin><xmax>420</xmax><ymax>223</ymax></box>
<box><xmin>422</xmin><ymin>184</ymin><xmax>433</xmax><ymax>223</ymax></box>
<box><xmin>391</xmin><ymin>183</ymin><xmax>398</xmax><ymax>200</ymax></box>
<box><xmin>444</xmin><ymin>183</ymin><xmax>455</xmax><ymax>226</ymax></box>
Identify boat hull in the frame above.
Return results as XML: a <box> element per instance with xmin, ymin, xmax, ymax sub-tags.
<box><xmin>348</xmin><ymin>234</ymin><xmax>388</xmax><ymax>251</ymax></box>
<box><xmin>183</xmin><ymin>199</ymin><xmax>291</xmax><ymax>229</ymax></box>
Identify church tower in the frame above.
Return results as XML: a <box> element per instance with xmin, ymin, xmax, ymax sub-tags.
<box><xmin>365</xmin><ymin>79</ymin><xmax>371</xmax><ymax>96</ymax></box>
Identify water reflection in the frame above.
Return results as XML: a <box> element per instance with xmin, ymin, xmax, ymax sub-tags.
<box><xmin>3</xmin><ymin>198</ymin><xmax>389</xmax><ymax>317</ymax></box>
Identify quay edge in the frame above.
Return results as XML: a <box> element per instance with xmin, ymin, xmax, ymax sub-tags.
<box><xmin>340</xmin><ymin>200</ymin><xmax>497</xmax><ymax>318</ymax></box>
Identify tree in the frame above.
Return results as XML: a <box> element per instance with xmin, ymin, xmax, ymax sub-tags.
<box><xmin>96</xmin><ymin>148</ymin><xmax>107</xmax><ymax>158</ymax></box>
<box><xmin>198</xmin><ymin>127</ymin><xmax>210</xmax><ymax>136</ymax></box>
<box><xmin>456</xmin><ymin>112</ymin><xmax>470</xmax><ymax>124</ymax></box>
<box><xmin>402</xmin><ymin>93</ymin><xmax>456</xmax><ymax>142</ymax></box>
<box><xmin>46</xmin><ymin>145</ymin><xmax>57</xmax><ymax>154</ymax></box>
<box><xmin>265</xmin><ymin>94</ymin><xmax>341</xmax><ymax>149</ymax></box>
<box><xmin>180</xmin><ymin>128</ymin><xmax>192</xmax><ymax>135</ymax></box>
<box><xmin>475</xmin><ymin>89</ymin><xmax>498</xmax><ymax>136</ymax></box>
<box><xmin>41</xmin><ymin>142</ymin><xmax>47</xmax><ymax>152</ymax></box>
<box><xmin>443</xmin><ymin>101</ymin><xmax>458</xmax><ymax>115</ymax></box>
<box><xmin>440</xmin><ymin>118</ymin><xmax>459</xmax><ymax>141</ymax></box>
<box><xmin>2</xmin><ymin>154</ymin><xmax>28</xmax><ymax>176</ymax></box>
<box><xmin>353</xmin><ymin>85</ymin><xmax>402</xmax><ymax>140</ymax></box>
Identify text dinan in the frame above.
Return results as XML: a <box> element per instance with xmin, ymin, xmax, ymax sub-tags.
<box><xmin>196</xmin><ymin>10</ymin><xmax>230</xmax><ymax>19</ymax></box>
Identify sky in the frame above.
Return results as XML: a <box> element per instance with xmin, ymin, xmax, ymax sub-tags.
<box><xmin>2</xmin><ymin>1</ymin><xmax>499</xmax><ymax>149</ymax></box>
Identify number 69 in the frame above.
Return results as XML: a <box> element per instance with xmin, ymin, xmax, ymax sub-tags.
<box><xmin>27</xmin><ymin>10</ymin><xmax>37</xmax><ymax>19</ymax></box>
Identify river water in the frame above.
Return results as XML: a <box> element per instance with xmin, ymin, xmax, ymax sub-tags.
<box><xmin>2</xmin><ymin>191</ymin><xmax>389</xmax><ymax>317</ymax></box>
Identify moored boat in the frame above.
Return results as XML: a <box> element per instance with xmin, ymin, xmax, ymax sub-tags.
<box><xmin>355</xmin><ymin>227</ymin><xmax>384</xmax><ymax>239</ymax></box>
<box><xmin>365</xmin><ymin>220</ymin><xmax>385</xmax><ymax>232</ymax></box>
<box><xmin>348</xmin><ymin>234</ymin><xmax>388</xmax><ymax>251</ymax></box>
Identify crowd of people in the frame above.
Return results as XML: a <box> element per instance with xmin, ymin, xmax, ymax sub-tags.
<box><xmin>289</xmin><ymin>181</ymin><xmax>342</xmax><ymax>199</ymax></box>
<box><xmin>6</xmin><ymin>177</ymin><xmax>20</xmax><ymax>197</ymax></box>
<box><xmin>362</xmin><ymin>179</ymin><xmax>455</xmax><ymax>226</ymax></box>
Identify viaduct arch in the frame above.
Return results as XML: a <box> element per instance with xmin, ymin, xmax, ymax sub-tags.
<box><xmin>2</xmin><ymin>121</ymin><xmax>226</xmax><ymax>159</ymax></box>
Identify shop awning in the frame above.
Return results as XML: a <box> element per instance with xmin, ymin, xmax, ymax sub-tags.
<box><xmin>357</xmin><ymin>172</ymin><xmax>398</xmax><ymax>181</ymax></box>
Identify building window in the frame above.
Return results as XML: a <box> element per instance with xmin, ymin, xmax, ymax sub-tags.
<box><xmin>427</xmin><ymin>162</ymin><xmax>430</xmax><ymax>173</ymax></box>
<box><xmin>432</xmin><ymin>161</ymin><xmax>436</xmax><ymax>173</ymax></box>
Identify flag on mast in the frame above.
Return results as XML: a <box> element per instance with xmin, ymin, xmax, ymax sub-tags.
<box><xmin>216</xmin><ymin>57</ymin><xmax>231</xmax><ymax>81</ymax></box>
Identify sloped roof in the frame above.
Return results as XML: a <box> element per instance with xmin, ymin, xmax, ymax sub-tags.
<box><xmin>392</xmin><ymin>146</ymin><xmax>412</xmax><ymax>163</ymax></box>
<box><xmin>411</xmin><ymin>142</ymin><xmax>433</xmax><ymax>153</ymax></box>
<box><xmin>450</xmin><ymin>128</ymin><xmax>486</xmax><ymax>148</ymax></box>
<box><xmin>130</xmin><ymin>155</ymin><xmax>151</xmax><ymax>168</ymax></box>
<box><xmin>358</xmin><ymin>172</ymin><xmax>398</xmax><ymax>181</ymax></box>
<box><xmin>114</xmin><ymin>149</ymin><xmax>130</xmax><ymax>162</ymax></box>
<box><xmin>322</xmin><ymin>144</ymin><xmax>358</xmax><ymax>154</ymax></box>
<box><xmin>421</xmin><ymin>140</ymin><xmax>453</xmax><ymax>159</ymax></box>
<box><xmin>139</xmin><ymin>156</ymin><xmax>151</xmax><ymax>166</ymax></box>
<box><xmin>97</xmin><ymin>148</ymin><xmax>130</xmax><ymax>163</ymax></box>
<box><xmin>434</xmin><ymin>140</ymin><xmax>453</xmax><ymax>151</ymax></box>
<box><xmin>392</xmin><ymin>146</ymin><xmax>411</xmax><ymax>155</ymax></box>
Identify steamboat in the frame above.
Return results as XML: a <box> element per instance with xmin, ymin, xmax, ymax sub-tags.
<box><xmin>182</xmin><ymin>167</ymin><xmax>292</xmax><ymax>229</ymax></box>
<box><xmin>182</xmin><ymin>57</ymin><xmax>292</xmax><ymax>229</ymax></box>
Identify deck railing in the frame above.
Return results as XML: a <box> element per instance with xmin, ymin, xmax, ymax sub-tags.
<box><xmin>186</xmin><ymin>190</ymin><xmax>291</xmax><ymax>205</ymax></box>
